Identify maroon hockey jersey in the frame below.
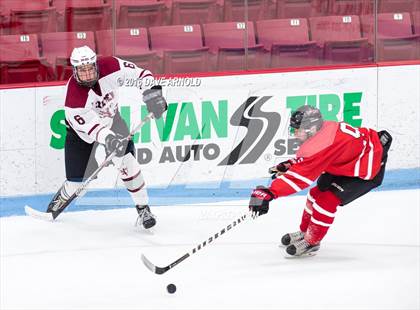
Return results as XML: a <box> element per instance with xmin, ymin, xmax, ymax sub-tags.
<box><xmin>64</xmin><ymin>56</ymin><xmax>153</xmax><ymax>144</ymax></box>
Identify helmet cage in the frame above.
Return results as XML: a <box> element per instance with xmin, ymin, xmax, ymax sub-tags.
<box><xmin>72</xmin><ymin>63</ymin><xmax>98</xmax><ymax>88</ymax></box>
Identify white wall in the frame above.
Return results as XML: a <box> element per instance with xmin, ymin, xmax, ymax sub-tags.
<box><xmin>0</xmin><ymin>65</ymin><xmax>418</xmax><ymax>197</ymax></box>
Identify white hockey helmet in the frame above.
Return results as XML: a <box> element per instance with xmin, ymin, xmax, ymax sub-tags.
<box><xmin>70</xmin><ymin>46</ymin><xmax>98</xmax><ymax>87</ymax></box>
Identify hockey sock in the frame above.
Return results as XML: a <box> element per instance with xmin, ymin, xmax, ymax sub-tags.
<box><xmin>117</xmin><ymin>153</ymin><xmax>149</xmax><ymax>206</ymax></box>
<box><xmin>47</xmin><ymin>181</ymin><xmax>81</xmax><ymax>212</ymax></box>
<box><xmin>304</xmin><ymin>188</ymin><xmax>341</xmax><ymax>245</ymax></box>
<box><xmin>57</xmin><ymin>180</ymin><xmax>81</xmax><ymax>200</ymax></box>
<box><xmin>299</xmin><ymin>188</ymin><xmax>318</xmax><ymax>232</ymax></box>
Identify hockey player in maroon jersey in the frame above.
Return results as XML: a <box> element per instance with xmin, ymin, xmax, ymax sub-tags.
<box><xmin>45</xmin><ymin>46</ymin><xmax>167</xmax><ymax>229</ymax></box>
<box><xmin>249</xmin><ymin>105</ymin><xmax>392</xmax><ymax>256</ymax></box>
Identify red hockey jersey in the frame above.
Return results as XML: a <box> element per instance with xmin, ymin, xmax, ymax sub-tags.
<box><xmin>269</xmin><ymin>121</ymin><xmax>384</xmax><ymax>198</ymax></box>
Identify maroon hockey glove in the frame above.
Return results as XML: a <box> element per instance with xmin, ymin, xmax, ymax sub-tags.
<box><xmin>249</xmin><ymin>186</ymin><xmax>275</xmax><ymax>216</ymax></box>
<box><xmin>269</xmin><ymin>159</ymin><xmax>296</xmax><ymax>179</ymax></box>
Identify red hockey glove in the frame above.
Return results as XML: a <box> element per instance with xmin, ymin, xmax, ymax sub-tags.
<box><xmin>268</xmin><ymin>159</ymin><xmax>296</xmax><ymax>179</ymax></box>
<box><xmin>249</xmin><ymin>186</ymin><xmax>275</xmax><ymax>216</ymax></box>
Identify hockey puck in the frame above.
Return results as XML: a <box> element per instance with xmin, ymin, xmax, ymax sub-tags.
<box><xmin>166</xmin><ymin>283</ymin><xmax>176</xmax><ymax>294</ymax></box>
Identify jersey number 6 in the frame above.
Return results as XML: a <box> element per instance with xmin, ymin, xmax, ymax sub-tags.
<box><xmin>74</xmin><ymin>115</ymin><xmax>85</xmax><ymax>125</ymax></box>
<box><xmin>123</xmin><ymin>61</ymin><xmax>135</xmax><ymax>69</ymax></box>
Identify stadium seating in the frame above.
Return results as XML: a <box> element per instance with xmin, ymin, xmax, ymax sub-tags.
<box><xmin>223</xmin><ymin>0</ymin><xmax>269</xmax><ymax>22</ymax></box>
<box><xmin>309</xmin><ymin>15</ymin><xmax>369</xmax><ymax>63</ymax></box>
<box><xmin>256</xmin><ymin>18</ymin><xmax>318</xmax><ymax>67</ymax></box>
<box><xmin>202</xmin><ymin>22</ymin><xmax>264</xmax><ymax>70</ymax></box>
<box><xmin>96</xmin><ymin>28</ymin><xmax>159</xmax><ymax>72</ymax></box>
<box><xmin>171</xmin><ymin>0</ymin><xmax>220</xmax><ymax>25</ymax></box>
<box><xmin>329</xmin><ymin>0</ymin><xmax>374</xmax><ymax>16</ymax></box>
<box><xmin>276</xmin><ymin>0</ymin><xmax>328</xmax><ymax>18</ymax></box>
<box><xmin>116</xmin><ymin>0</ymin><xmax>167</xmax><ymax>28</ymax></box>
<box><xmin>0</xmin><ymin>34</ymin><xmax>49</xmax><ymax>83</ymax></box>
<box><xmin>361</xmin><ymin>12</ymin><xmax>420</xmax><ymax>61</ymax></box>
<box><xmin>0</xmin><ymin>10</ymin><xmax>5</xmax><ymax>35</ymax></box>
<box><xmin>40</xmin><ymin>31</ymin><xmax>96</xmax><ymax>80</ymax></box>
<box><xmin>413</xmin><ymin>11</ymin><xmax>420</xmax><ymax>34</ymax></box>
<box><xmin>378</xmin><ymin>0</ymin><xmax>420</xmax><ymax>13</ymax></box>
<box><xmin>53</xmin><ymin>0</ymin><xmax>111</xmax><ymax>32</ymax></box>
<box><xmin>0</xmin><ymin>0</ymin><xmax>56</xmax><ymax>35</ymax></box>
<box><xmin>149</xmin><ymin>24</ymin><xmax>210</xmax><ymax>73</ymax></box>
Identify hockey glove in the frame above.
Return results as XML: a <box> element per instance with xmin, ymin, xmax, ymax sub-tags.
<box><xmin>249</xmin><ymin>186</ymin><xmax>275</xmax><ymax>216</ymax></box>
<box><xmin>143</xmin><ymin>85</ymin><xmax>168</xmax><ymax>119</ymax></box>
<box><xmin>269</xmin><ymin>159</ymin><xmax>295</xmax><ymax>179</ymax></box>
<box><xmin>105</xmin><ymin>134</ymin><xmax>128</xmax><ymax>157</ymax></box>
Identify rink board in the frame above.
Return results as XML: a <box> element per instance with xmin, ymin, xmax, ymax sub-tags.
<box><xmin>0</xmin><ymin>64</ymin><xmax>419</xmax><ymax>199</ymax></box>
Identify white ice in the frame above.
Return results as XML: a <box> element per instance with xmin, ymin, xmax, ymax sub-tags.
<box><xmin>1</xmin><ymin>189</ymin><xmax>419</xmax><ymax>310</ymax></box>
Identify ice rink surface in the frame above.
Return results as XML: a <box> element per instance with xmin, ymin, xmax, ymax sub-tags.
<box><xmin>1</xmin><ymin>189</ymin><xmax>419</xmax><ymax>310</ymax></box>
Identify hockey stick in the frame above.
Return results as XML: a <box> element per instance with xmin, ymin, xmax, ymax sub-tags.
<box><xmin>141</xmin><ymin>211</ymin><xmax>258</xmax><ymax>274</ymax></box>
<box><xmin>25</xmin><ymin>112</ymin><xmax>154</xmax><ymax>221</ymax></box>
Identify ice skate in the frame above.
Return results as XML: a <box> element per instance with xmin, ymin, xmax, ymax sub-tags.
<box><xmin>135</xmin><ymin>205</ymin><xmax>156</xmax><ymax>229</ymax></box>
<box><xmin>46</xmin><ymin>188</ymin><xmax>68</xmax><ymax>214</ymax></box>
<box><xmin>285</xmin><ymin>239</ymin><xmax>320</xmax><ymax>257</ymax></box>
<box><xmin>280</xmin><ymin>231</ymin><xmax>305</xmax><ymax>246</ymax></box>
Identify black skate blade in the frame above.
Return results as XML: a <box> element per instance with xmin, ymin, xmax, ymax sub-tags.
<box><xmin>284</xmin><ymin>251</ymin><xmax>317</xmax><ymax>259</ymax></box>
<box><xmin>283</xmin><ymin>245</ymin><xmax>320</xmax><ymax>259</ymax></box>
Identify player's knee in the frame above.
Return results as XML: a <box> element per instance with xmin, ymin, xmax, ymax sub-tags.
<box><xmin>309</xmin><ymin>186</ymin><xmax>322</xmax><ymax>200</ymax></box>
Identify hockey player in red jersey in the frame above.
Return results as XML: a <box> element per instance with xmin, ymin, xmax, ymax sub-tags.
<box><xmin>249</xmin><ymin>105</ymin><xmax>392</xmax><ymax>256</ymax></box>
<box><xmin>45</xmin><ymin>46</ymin><xmax>167</xmax><ymax>229</ymax></box>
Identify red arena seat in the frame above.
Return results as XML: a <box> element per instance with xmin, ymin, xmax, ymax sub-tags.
<box><xmin>149</xmin><ymin>24</ymin><xmax>209</xmax><ymax>73</ymax></box>
<box><xmin>116</xmin><ymin>0</ymin><xmax>167</xmax><ymax>28</ymax></box>
<box><xmin>361</xmin><ymin>12</ymin><xmax>420</xmax><ymax>61</ymax></box>
<box><xmin>378</xmin><ymin>0</ymin><xmax>420</xmax><ymax>13</ymax></box>
<box><xmin>96</xmin><ymin>28</ymin><xmax>159</xmax><ymax>73</ymax></box>
<box><xmin>171</xmin><ymin>0</ymin><xmax>220</xmax><ymax>25</ymax></box>
<box><xmin>329</xmin><ymin>0</ymin><xmax>374</xmax><ymax>16</ymax></box>
<box><xmin>0</xmin><ymin>0</ymin><xmax>56</xmax><ymax>35</ymax></box>
<box><xmin>256</xmin><ymin>18</ymin><xmax>318</xmax><ymax>67</ymax></box>
<box><xmin>223</xmin><ymin>0</ymin><xmax>269</xmax><ymax>22</ymax></box>
<box><xmin>309</xmin><ymin>15</ymin><xmax>370</xmax><ymax>64</ymax></box>
<box><xmin>52</xmin><ymin>0</ymin><xmax>111</xmax><ymax>32</ymax></box>
<box><xmin>413</xmin><ymin>11</ymin><xmax>420</xmax><ymax>34</ymax></box>
<box><xmin>0</xmin><ymin>34</ymin><xmax>49</xmax><ymax>83</ymax></box>
<box><xmin>40</xmin><ymin>31</ymin><xmax>96</xmax><ymax>80</ymax></box>
<box><xmin>276</xmin><ymin>0</ymin><xmax>328</xmax><ymax>18</ymax></box>
<box><xmin>202</xmin><ymin>21</ymin><xmax>264</xmax><ymax>70</ymax></box>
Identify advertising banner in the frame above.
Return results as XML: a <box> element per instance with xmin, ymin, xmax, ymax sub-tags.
<box><xmin>0</xmin><ymin>66</ymin><xmax>393</xmax><ymax>196</ymax></box>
